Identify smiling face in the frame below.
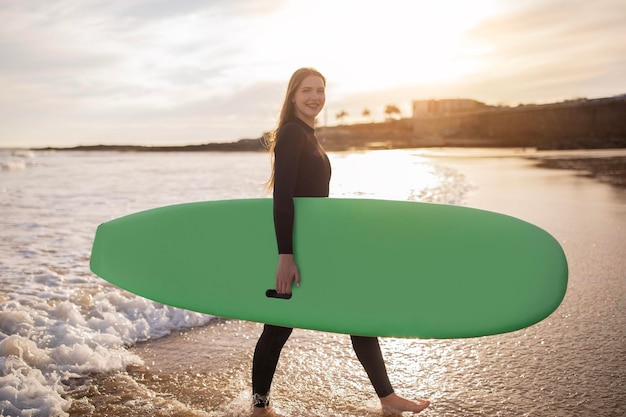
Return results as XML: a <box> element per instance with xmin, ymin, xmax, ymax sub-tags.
<box><xmin>292</xmin><ymin>75</ymin><xmax>326</xmax><ymax>126</ymax></box>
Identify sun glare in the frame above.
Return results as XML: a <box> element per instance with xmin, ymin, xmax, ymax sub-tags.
<box><xmin>240</xmin><ymin>0</ymin><xmax>497</xmax><ymax>95</ymax></box>
<box><xmin>290</xmin><ymin>0</ymin><xmax>497</xmax><ymax>94</ymax></box>
<box><xmin>329</xmin><ymin>150</ymin><xmax>441</xmax><ymax>201</ymax></box>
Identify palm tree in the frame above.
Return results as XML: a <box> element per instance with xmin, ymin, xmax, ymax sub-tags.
<box><xmin>384</xmin><ymin>104</ymin><xmax>401</xmax><ymax>119</ymax></box>
<box><xmin>362</xmin><ymin>108</ymin><xmax>371</xmax><ymax>121</ymax></box>
<box><xmin>336</xmin><ymin>110</ymin><xmax>348</xmax><ymax>124</ymax></box>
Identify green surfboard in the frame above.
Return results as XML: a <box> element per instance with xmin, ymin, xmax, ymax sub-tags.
<box><xmin>90</xmin><ymin>198</ymin><xmax>567</xmax><ymax>338</ymax></box>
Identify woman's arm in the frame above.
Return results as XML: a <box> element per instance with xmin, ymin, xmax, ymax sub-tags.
<box><xmin>272</xmin><ymin>123</ymin><xmax>306</xmax><ymax>293</ymax></box>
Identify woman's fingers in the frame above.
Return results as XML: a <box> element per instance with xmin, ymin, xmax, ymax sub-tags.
<box><xmin>276</xmin><ymin>255</ymin><xmax>299</xmax><ymax>294</ymax></box>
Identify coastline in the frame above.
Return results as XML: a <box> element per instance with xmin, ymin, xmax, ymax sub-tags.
<box><xmin>29</xmin><ymin>138</ymin><xmax>267</xmax><ymax>153</ymax></box>
<box><xmin>26</xmin><ymin>140</ymin><xmax>626</xmax><ymax>155</ymax></box>
<box><xmin>22</xmin><ymin>141</ymin><xmax>626</xmax><ymax>189</ymax></box>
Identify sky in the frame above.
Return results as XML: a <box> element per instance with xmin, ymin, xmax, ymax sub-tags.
<box><xmin>1</xmin><ymin>0</ymin><xmax>625</xmax><ymax>148</ymax></box>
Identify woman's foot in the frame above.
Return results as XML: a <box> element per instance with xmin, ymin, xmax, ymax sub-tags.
<box><xmin>380</xmin><ymin>392</ymin><xmax>430</xmax><ymax>415</ymax></box>
<box><xmin>251</xmin><ymin>405</ymin><xmax>284</xmax><ymax>417</ymax></box>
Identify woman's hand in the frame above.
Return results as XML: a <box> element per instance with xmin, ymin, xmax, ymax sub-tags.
<box><xmin>276</xmin><ymin>254</ymin><xmax>300</xmax><ymax>294</ymax></box>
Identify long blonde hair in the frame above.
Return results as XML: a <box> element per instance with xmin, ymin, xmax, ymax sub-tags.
<box><xmin>265</xmin><ymin>67</ymin><xmax>326</xmax><ymax>191</ymax></box>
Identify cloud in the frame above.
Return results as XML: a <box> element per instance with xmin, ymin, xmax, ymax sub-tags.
<box><xmin>121</xmin><ymin>0</ymin><xmax>283</xmax><ymax>20</ymax></box>
<box><xmin>121</xmin><ymin>0</ymin><xmax>222</xmax><ymax>19</ymax></box>
<box><xmin>461</xmin><ymin>0</ymin><xmax>626</xmax><ymax>102</ymax></box>
<box><xmin>0</xmin><ymin>0</ymin><xmax>625</xmax><ymax>147</ymax></box>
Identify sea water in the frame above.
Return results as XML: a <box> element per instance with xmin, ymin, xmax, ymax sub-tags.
<box><xmin>0</xmin><ymin>149</ymin><xmax>468</xmax><ymax>415</ymax></box>
<box><xmin>1</xmin><ymin>148</ymin><xmax>624</xmax><ymax>416</ymax></box>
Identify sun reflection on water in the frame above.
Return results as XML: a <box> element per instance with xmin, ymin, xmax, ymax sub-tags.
<box><xmin>329</xmin><ymin>149</ymin><xmax>472</xmax><ymax>205</ymax></box>
<box><xmin>330</xmin><ymin>150</ymin><xmax>439</xmax><ymax>201</ymax></box>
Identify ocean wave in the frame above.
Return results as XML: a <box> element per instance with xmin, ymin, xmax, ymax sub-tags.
<box><xmin>0</xmin><ymin>285</ymin><xmax>213</xmax><ymax>416</ymax></box>
<box><xmin>0</xmin><ymin>150</ymin><xmax>37</xmax><ymax>172</ymax></box>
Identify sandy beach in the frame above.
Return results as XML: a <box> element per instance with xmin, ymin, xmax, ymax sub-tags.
<box><xmin>61</xmin><ymin>149</ymin><xmax>626</xmax><ymax>417</ymax></box>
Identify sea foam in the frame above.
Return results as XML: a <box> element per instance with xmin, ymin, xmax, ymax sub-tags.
<box><xmin>0</xmin><ymin>290</ymin><xmax>213</xmax><ymax>416</ymax></box>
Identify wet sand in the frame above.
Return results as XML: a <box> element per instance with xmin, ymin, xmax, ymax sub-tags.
<box><xmin>68</xmin><ymin>150</ymin><xmax>626</xmax><ymax>417</ymax></box>
<box><xmin>531</xmin><ymin>154</ymin><xmax>626</xmax><ymax>188</ymax></box>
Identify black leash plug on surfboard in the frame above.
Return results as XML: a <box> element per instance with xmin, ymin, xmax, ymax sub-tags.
<box><xmin>266</xmin><ymin>289</ymin><xmax>293</xmax><ymax>300</ymax></box>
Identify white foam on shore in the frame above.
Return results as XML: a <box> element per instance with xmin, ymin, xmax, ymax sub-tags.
<box><xmin>0</xmin><ymin>288</ymin><xmax>213</xmax><ymax>416</ymax></box>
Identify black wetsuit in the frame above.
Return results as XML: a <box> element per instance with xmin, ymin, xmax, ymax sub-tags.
<box><xmin>252</xmin><ymin>118</ymin><xmax>394</xmax><ymax>408</ymax></box>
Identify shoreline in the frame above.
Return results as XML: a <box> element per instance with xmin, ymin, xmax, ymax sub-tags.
<box><xmin>5</xmin><ymin>144</ymin><xmax>625</xmax><ymax>192</ymax></box>
<box><xmin>19</xmin><ymin>144</ymin><xmax>626</xmax><ymax>189</ymax></box>
<box><xmin>529</xmin><ymin>155</ymin><xmax>626</xmax><ymax>188</ymax></box>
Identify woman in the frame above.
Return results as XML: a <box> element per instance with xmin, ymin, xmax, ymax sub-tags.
<box><xmin>252</xmin><ymin>67</ymin><xmax>430</xmax><ymax>416</ymax></box>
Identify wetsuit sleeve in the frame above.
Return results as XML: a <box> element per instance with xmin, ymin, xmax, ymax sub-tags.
<box><xmin>272</xmin><ymin>124</ymin><xmax>306</xmax><ymax>254</ymax></box>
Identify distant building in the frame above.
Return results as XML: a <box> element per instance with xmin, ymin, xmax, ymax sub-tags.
<box><xmin>413</xmin><ymin>99</ymin><xmax>487</xmax><ymax>117</ymax></box>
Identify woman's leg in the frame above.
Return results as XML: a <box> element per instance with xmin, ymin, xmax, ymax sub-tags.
<box><xmin>252</xmin><ymin>324</ymin><xmax>293</xmax><ymax>408</ymax></box>
<box><xmin>351</xmin><ymin>335</ymin><xmax>430</xmax><ymax>415</ymax></box>
<box><xmin>350</xmin><ymin>335</ymin><xmax>394</xmax><ymax>397</ymax></box>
